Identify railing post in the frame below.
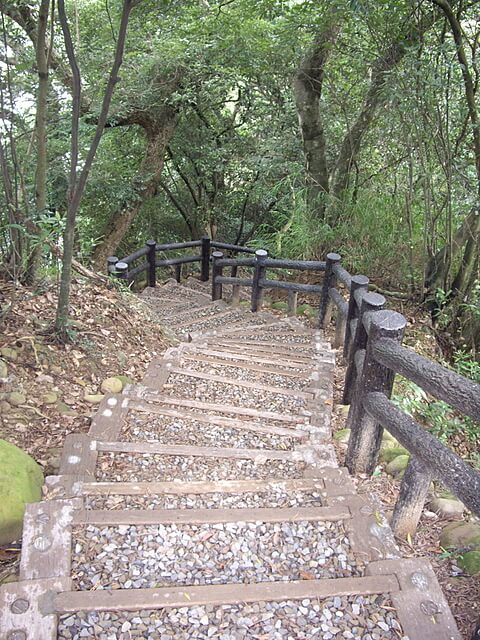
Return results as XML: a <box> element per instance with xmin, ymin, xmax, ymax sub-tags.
<box><xmin>107</xmin><ymin>256</ymin><xmax>119</xmax><ymax>276</ymax></box>
<box><xmin>175</xmin><ymin>263</ymin><xmax>182</xmax><ymax>283</ymax></box>
<box><xmin>343</xmin><ymin>275</ymin><xmax>369</xmax><ymax>359</ymax></box>
<box><xmin>211</xmin><ymin>251</ymin><xmax>224</xmax><ymax>301</ymax></box>
<box><xmin>146</xmin><ymin>240</ymin><xmax>156</xmax><ymax>288</ymax></box>
<box><xmin>251</xmin><ymin>249</ymin><xmax>268</xmax><ymax>312</ymax></box>
<box><xmin>114</xmin><ymin>261</ymin><xmax>129</xmax><ymax>281</ymax></box>
<box><xmin>232</xmin><ymin>284</ymin><xmax>241</xmax><ymax>306</ymax></box>
<box><xmin>345</xmin><ymin>309</ymin><xmax>407</xmax><ymax>475</ymax></box>
<box><xmin>287</xmin><ymin>290</ymin><xmax>298</xmax><ymax>317</ymax></box>
<box><xmin>391</xmin><ymin>455</ymin><xmax>433</xmax><ymax>539</ymax></box>
<box><xmin>342</xmin><ymin>292</ymin><xmax>385</xmax><ymax>405</ymax></box>
<box><xmin>333</xmin><ymin>307</ymin><xmax>347</xmax><ymax>349</ymax></box>
<box><xmin>201</xmin><ymin>236</ymin><xmax>211</xmax><ymax>282</ymax></box>
<box><xmin>319</xmin><ymin>252</ymin><xmax>341</xmax><ymax>328</ymax></box>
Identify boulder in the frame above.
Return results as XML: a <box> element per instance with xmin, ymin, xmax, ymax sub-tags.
<box><xmin>440</xmin><ymin>522</ymin><xmax>480</xmax><ymax>549</ymax></box>
<box><xmin>0</xmin><ymin>440</ymin><xmax>43</xmax><ymax>544</ymax></box>
<box><xmin>101</xmin><ymin>377</ymin><xmax>123</xmax><ymax>394</ymax></box>
<box><xmin>380</xmin><ymin>446</ymin><xmax>409</xmax><ymax>464</ymax></box>
<box><xmin>333</xmin><ymin>428</ymin><xmax>351</xmax><ymax>444</ymax></box>
<box><xmin>386</xmin><ymin>454</ymin><xmax>410</xmax><ymax>477</ymax></box>
<box><xmin>429</xmin><ymin>497</ymin><xmax>465</xmax><ymax>519</ymax></box>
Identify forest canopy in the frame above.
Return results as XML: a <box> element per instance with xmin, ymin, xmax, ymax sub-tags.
<box><xmin>0</xmin><ymin>0</ymin><xmax>478</xmax><ymax>347</ymax></box>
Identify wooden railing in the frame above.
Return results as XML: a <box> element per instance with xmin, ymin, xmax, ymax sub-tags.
<box><xmin>108</xmin><ymin>241</ymin><xmax>480</xmax><ymax>538</ymax></box>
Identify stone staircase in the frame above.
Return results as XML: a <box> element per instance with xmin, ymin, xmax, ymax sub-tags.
<box><xmin>0</xmin><ymin>279</ymin><xmax>461</xmax><ymax>640</ymax></box>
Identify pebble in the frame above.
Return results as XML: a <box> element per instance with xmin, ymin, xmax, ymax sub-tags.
<box><xmin>57</xmin><ymin>595</ymin><xmax>406</xmax><ymax>639</ymax></box>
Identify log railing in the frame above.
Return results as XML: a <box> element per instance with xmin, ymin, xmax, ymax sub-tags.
<box><xmin>108</xmin><ymin>240</ymin><xmax>480</xmax><ymax>538</ymax></box>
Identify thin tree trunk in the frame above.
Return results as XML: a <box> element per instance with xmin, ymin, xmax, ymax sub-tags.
<box><xmin>55</xmin><ymin>0</ymin><xmax>138</xmax><ymax>338</ymax></box>
<box><xmin>25</xmin><ymin>0</ymin><xmax>50</xmax><ymax>284</ymax></box>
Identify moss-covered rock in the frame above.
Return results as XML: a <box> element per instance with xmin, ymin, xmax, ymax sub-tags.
<box><xmin>113</xmin><ymin>375</ymin><xmax>134</xmax><ymax>388</ymax></box>
<box><xmin>8</xmin><ymin>392</ymin><xmax>26</xmax><ymax>406</ymax></box>
<box><xmin>0</xmin><ymin>359</ymin><xmax>8</xmax><ymax>378</ymax></box>
<box><xmin>386</xmin><ymin>454</ymin><xmax>410</xmax><ymax>476</ymax></box>
<box><xmin>458</xmin><ymin>550</ymin><xmax>480</xmax><ymax>576</ymax></box>
<box><xmin>101</xmin><ymin>377</ymin><xmax>123</xmax><ymax>394</ymax></box>
<box><xmin>380</xmin><ymin>446</ymin><xmax>409</xmax><ymax>464</ymax></box>
<box><xmin>0</xmin><ymin>440</ymin><xmax>43</xmax><ymax>544</ymax></box>
<box><xmin>0</xmin><ymin>347</ymin><xmax>17</xmax><ymax>361</ymax></box>
<box><xmin>84</xmin><ymin>393</ymin><xmax>105</xmax><ymax>404</ymax></box>
<box><xmin>440</xmin><ymin>522</ymin><xmax>480</xmax><ymax>550</ymax></box>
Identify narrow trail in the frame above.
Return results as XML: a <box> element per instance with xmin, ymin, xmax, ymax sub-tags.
<box><xmin>1</xmin><ymin>278</ymin><xmax>460</xmax><ymax>639</ymax></box>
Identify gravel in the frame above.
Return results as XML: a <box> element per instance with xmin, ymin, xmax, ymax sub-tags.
<box><xmin>121</xmin><ymin>412</ymin><xmax>300</xmax><ymax>450</ymax></box>
<box><xmin>58</xmin><ymin>595</ymin><xmax>407</xmax><ymax>639</ymax></box>
<box><xmin>96</xmin><ymin>453</ymin><xmax>307</xmax><ymax>482</ymax></box>
<box><xmin>85</xmin><ymin>488</ymin><xmax>324</xmax><ymax>511</ymax></box>
<box><xmin>162</xmin><ymin>374</ymin><xmax>308</xmax><ymax>413</ymax></box>
<box><xmin>178</xmin><ymin>360</ymin><xmax>312</xmax><ymax>390</ymax></box>
<box><xmin>71</xmin><ymin>520</ymin><xmax>362</xmax><ymax>590</ymax></box>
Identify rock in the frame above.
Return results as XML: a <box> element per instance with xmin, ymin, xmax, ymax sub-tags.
<box><xmin>44</xmin><ymin>447</ymin><xmax>63</xmax><ymax>475</ymax></box>
<box><xmin>333</xmin><ymin>429</ymin><xmax>351</xmax><ymax>444</ymax></box>
<box><xmin>84</xmin><ymin>393</ymin><xmax>105</xmax><ymax>404</ymax></box>
<box><xmin>8</xmin><ymin>392</ymin><xmax>26</xmax><ymax>407</ymax></box>
<box><xmin>42</xmin><ymin>392</ymin><xmax>58</xmax><ymax>405</ymax></box>
<box><xmin>440</xmin><ymin>522</ymin><xmax>480</xmax><ymax>549</ymax></box>
<box><xmin>0</xmin><ymin>439</ymin><xmax>43</xmax><ymax>544</ymax></box>
<box><xmin>336</xmin><ymin>405</ymin><xmax>350</xmax><ymax>417</ymax></box>
<box><xmin>56</xmin><ymin>401</ymin><xmax>78</xmax><ymax>418</ymax></box>
<box><xmin>113</xmin><ymin>375</ymin><xmax>134</xmax><ymax>388</ymax></box>
<box><xmin>0</xmin><ymin>401</ymin><xmax>11</xmax><ymax>413</ymax></box>
<box><xmin>0</xmin><ymin>347</ymin><xmax>17</xmax><ymax>361</ymax></box>
<box><xmin>429</xmin><ymin>497</ymin><xmax>465</xmax><ymax>518</ymax></box>
<box><xmin>0</xmin><ymin>359</ymin><xmax>7</xmax><ymax>379</ymax></box>
<box><xmin>386</xmin><ymin>454</ymin><xmax>410</xmax><ymax>477</ymax></box>
<box><xmin>458</xmin><ymin>550</ymin><xmax>480</xmax><ymax>575</ymax></box>
<box><xmin>381</xmin><ymin>430</ymin><xmax>397</xmax><ymax>442</ymax></box>
<box><xmin>101</xmin><ymin>377</ymin><xmax>123</xmax><ymax>394</ymax></box>
<box><xmin>380</xmin><ymin>446</ymin><xmax>409</xmax><ymax>464</ymax></box>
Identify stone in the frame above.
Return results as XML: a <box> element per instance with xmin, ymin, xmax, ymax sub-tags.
<box><xmin>0</xmin><ymin>347</ymin><xmax>17</xmax><ymax>361</ymax></box>
<box><xmin>101</xmin><ymin>377</ymin><xmax>123</xmax><ymax>394</ymax></box>
<box><xmin>0</xmin><ymin>439</ymin><xmax>43</xmax><ymax>544</ymax></box>
<box><xmin>379</xmin><ymin>446</ymin><xmax>409</xmax><ymax>464</ymax></box>
<box><xmin>114</xmin><ymin>375</ymin><xmax>134</xmax><ymax>387</ymax></box>
<box><xmin>429</xmin><ymin>497</ymin><xmax>465</xmax><ymax>518</ymax></box>
<box><xmin>84</xmin><ymin>393</ymin><xmax>105</xmax><ymax>404</ymax></box>
<box><xmin>8</xmin><ymin>391</ymin><xmax>26</xmax><ymax>407</ymax></box>
<box><xmin>440</xmin><ymin>522</ymin><xmax>480</xmax><ymax>549</ymax></box>
<box><xmin>385</xmin><ymin>454</ymin><xmax>410</xmax><ymax>476</ymax></box>
<box><xmin>0</xmin><ymin>359</ymin><xmax>7</xmax><ymax>378</ymax></box>
<box><xmin>458</xmin><ymin>550</ymin><xmax>480</xmax><ymax>575</ymax></box>
<box><xmin>336</xmin><ymin>405</ymin><xmax>350</xmax><ymax>417</ymax></box>
<box><xmin>333</xmin><ymin>428</ymin><xmax>351</xmax><ymax>444</ymax></box>
<box><xmin>56</xmin><ymin>401</ymin><xmax>78</xmax><ymax>417</ymax></box>
<box><xmin>381</xmin><ymin>430</ymin><xmax>397</xmax><ymax>442</ymax></box>
<box><xmin>42</xmin><ymin>392</ymin><xmax>58</xmax><ymax>405</ymax></box>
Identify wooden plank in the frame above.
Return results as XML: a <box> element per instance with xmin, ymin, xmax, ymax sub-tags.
<box><xmin>20</xmin><ymin>500</ymin><xmax>81</xmax><ymax>580</ymax></box>
<box><xmin>88</xmin><ymin>394</ymin><xmax>130</xmax><ymax>440</ymax></box>
<box><xmin>53</xmin><ymin>575</ymin><xmax>399</xmax><ymax>613</ymax></box>
<box><xmin>164</xmin><ymin>366</ymin><xmax>314</xmax><ymax>398</ymax></box>
<box><xmin>1</xmin><ymin>577</ymin><xmax>72</xmax><ymax>640</ymax></box>
<box><xmin>127</xmin><ymin>401</ymin><xmax>307</xmax><ymax>437</ymax></box>
<box><xmin>125</xmin><ymin>387</ymin><xmax>308</xmax><ymax>424</ymax></box>
<box><xmin>73</xmin><ymin>504</ymin><xmax>351</xmax><ymax>526</ymax></box>
<box><xmin>81</xmin><ymin>477</ymin><xmax>327</xmax><ymax>495</ymax></box>
<box><xmin>59</xmin><ymin>434</ymin><xmax>97</xmax><ymax>477</ymax></box>
<box><xmin>94</xmin><ymin>441</ymin><xmax>307</xmax><ymax>461</ymax></box>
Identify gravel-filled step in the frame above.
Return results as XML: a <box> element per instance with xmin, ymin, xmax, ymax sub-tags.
<box><xmin>177</xmin><ymin>359</ymin><xmax>312</xmax><ymax>390</ymax></box>
<box><xmin>58</xmin><ymin>594</ymin><xmax>405</xmax><ymax>640</ymax></box>
<box><xmin>85</xmin><ymin>487</ymin><xmax>324</xmax><ymax>511</ymax></box>
<box><xmin>96</xmin><ymin>452</ymin><xmax>307</xmax><ymax>482</ymax></box>
<box><xmin>175</xmin><ymin>311</ymin><xmax>247</xmax><ymax>336</ymax></box>
<box><xmin>163</xmin><ymin>374</ymin><xmax>308</xmax><ymax>413</ymax></box>
<box><xmin>120</xmin><ymin>412</ymin><xmax>300</xmax><ymax>450</ymax></box>
<box><xmin>71</xmin><ymin>520</ymin><xmax>362</xmax><ymax>591</ymax></box>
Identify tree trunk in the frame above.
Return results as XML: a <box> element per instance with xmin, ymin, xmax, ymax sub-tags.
<box><xmin>92</xmin><ymin>119</ymin><xmax>177</xmax><ymax>269</ymax></box>
<box><xmin>25</xmin><ymin>0</ymin><xmax>50</xmax><ymax>284</ymax></box>
<box><xmin>293</xmin><ymin>24</ymin><xmax>340</xmax><ymax>220</ymax></box>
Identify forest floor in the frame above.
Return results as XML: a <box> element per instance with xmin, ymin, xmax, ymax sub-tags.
<box><xmin>0</xmin><ymin>276</ymin><xmax>478</xmax><ymax>638</ymax></box>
